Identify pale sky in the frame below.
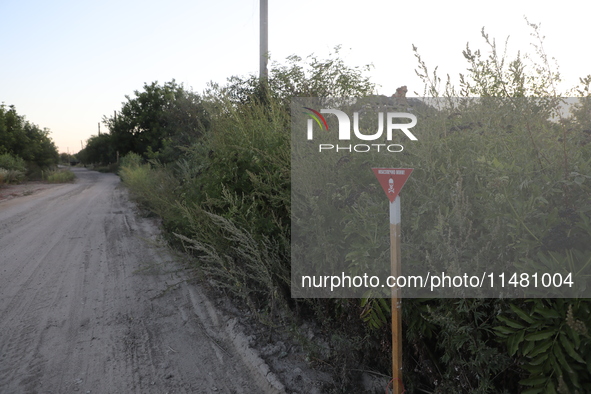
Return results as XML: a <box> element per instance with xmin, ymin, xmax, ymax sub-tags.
<box><xmin>1</xmin><ymin>0</ymin><xmax>588</xmax><ymax>154</ymax></box>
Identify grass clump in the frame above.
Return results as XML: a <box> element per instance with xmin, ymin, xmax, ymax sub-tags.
<box><xmin>44</xmin><ymin>168</ymin><xmax>76</xmax><ymax>183</ymax></box>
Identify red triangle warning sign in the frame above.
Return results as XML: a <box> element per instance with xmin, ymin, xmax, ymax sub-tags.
<box><xmin>372</xmin><ymin>168</ymin><xmax>413</xmax><ymax>202</ymax></box>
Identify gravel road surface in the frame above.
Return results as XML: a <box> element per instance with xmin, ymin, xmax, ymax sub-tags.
<box><xmin>0</xmin><ymin>168</ymin><xmax>279</xmax><ymax>394</ymax></box>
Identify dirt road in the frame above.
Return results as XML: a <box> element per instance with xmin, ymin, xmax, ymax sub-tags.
<box><xmin>0</xmin><ymin>168</ymin><xmax>281</xmax><ymax>394</ymax></box>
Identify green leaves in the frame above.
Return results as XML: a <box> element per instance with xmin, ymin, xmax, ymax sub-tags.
<box><xmin>360</xmin><ymin>297</ymin><xmax>390</xmax><ymax>330</ymax></box>
<box><xmin>559</xmin><ymin>333</ymin><xmax>584</xmax><ymax>364</ymax></box>
<box><xmin>496</xmin><ymin>300</ymin><xmax>591</xmax><ymax>393</ymax></box>
<box><xmin>507</xmin><ymin>329</ymin><xmax>525</xmax><ymax>357</ymax></box>
<box><xmin>95</xmin><ymin>80</ymin><xmax>208</xmax><ymax>164</ymax></box>
<box><xmin>510</xmin><ymin>303</ymin><xmax>536</xmax><ymax>324</ymax></box>
<box><xmin>0</xmin><ymin>104</ymin><xmax>59</xmax><ymax>173</ymax></box>
<box><xmin>525</xmin><ymin>330</ymin><xmax>555</xmax><ymax>341</ymax></box>
<box><xmin>217</xmin><ymin>46</ymin><xmax>375</xmax><ymax>106</ymax></box>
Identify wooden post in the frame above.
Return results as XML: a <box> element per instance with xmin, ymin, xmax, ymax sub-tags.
<box><xmin>372</xmin><ymin>168</ymin><xmax>412</xmax><ymax>393</ymax></box>
<box><xmin>390</xmin><ymin>196</ymin><xmax>403</xmax><ymax>393</ymax></box>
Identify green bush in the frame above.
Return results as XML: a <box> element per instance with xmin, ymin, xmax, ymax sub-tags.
<box><xmin>44</xmin><ymin>169</ymin><xmax>76</xmax><ymax>183</ymax></box>
<box><xmin>119</xmin><ymin>152</ymin><xmax>143</xmax><ymax>169</ymax></box>
<box><xmin>0</xmin><ymin>166</ymin><xmax>25</xmax><ymax>184</ymax></box>
<box><xmin>0</xmin><ymin>153</ymin><xmax>26</xmax><ymax>172</ymax></box>
<box><xmin>118</xmin><ymin>158</ymin><xmax>189</xmax><ymax>236</ymax></box>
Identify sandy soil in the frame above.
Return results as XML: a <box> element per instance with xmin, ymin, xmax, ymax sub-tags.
<box><xmin>0</xmin><ymin>181</ymin><xmax>63</xmax><ymax>203</ymax></box>
<box><xmin>0</xmin><ymin>168</ymin><xmax>284</xmax><ymax>394</ymax></box>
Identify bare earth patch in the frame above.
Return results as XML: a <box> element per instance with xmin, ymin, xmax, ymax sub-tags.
<box><xmin>0</xmin><ymin>169</ymin><xmax>270</xmax><ymax>393</ymax></box>
<box><xmin>0</xmin><ymin>181</ymin><xmax>63</xmax><ymax>202</ymax></box>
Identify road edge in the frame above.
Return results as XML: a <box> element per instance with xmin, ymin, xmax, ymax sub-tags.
<box><xmin>184</xmin><ymin>283</ymin><xmax>286</xmax><ymax>394</ymax></box>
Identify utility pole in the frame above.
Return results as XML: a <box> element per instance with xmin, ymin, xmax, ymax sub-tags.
<box><xmin>98</xmin><ymin>122</ymin><xmax>101</xmax><ymax>136</ymax></box>
<box><xmin>259</xmin><ymin>0</ymin><xmax>268</xmax><ymax>81</ymax></box>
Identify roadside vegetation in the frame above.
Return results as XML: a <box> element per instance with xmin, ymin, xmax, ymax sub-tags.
<box><xmin>0</xmin><ymin>105</ymin><xmax>60</xmax><ymax>184</ymax></box>
<box><xmin>0</xmin><ymin>153</ymin><xmax>26</xmax><ymax>185</ymax></box>
<box><xmin>0</xmin><ymin>106</ymin><xmax>77</xmax><ymax>186</ymax></box>
<box><xmin>43</xmin><ymin>168</ymin><xmax>76</xmax><ymax>183</ymax></box>
<box><xmin>86</xmin><ymin>21</ymin><xmax>591</xmax><ymax>393</ymax></box>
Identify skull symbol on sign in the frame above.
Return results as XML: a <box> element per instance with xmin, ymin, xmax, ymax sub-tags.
<box><xmin>388</xmin><ymin>178</ymin><xmax>395</xmax><ymax>194</ymax></box>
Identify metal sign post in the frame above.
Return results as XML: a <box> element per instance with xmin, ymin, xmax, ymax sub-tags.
<box><xmin>372</xmin><ymin>168</ymin><xmax>413</xmax><ymax>394</ymax></box>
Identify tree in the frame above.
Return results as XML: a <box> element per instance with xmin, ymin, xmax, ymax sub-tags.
<box><xmin>102</xmin><ymin>80</ymin><xmax>209</xmax><ymax>163</ymax></box>
<box><xmin>208</xmin><ymin>45</ymin><xmax>375</xmax><ymax>106</ymax></box>
<box><xmin>77</xmin><ymin>133</ymin><xmax>116</xmax><ymax>165</ymax></box>
<box><xmin>0</xmin><ymin>104</ymin><xmax>59</xmax><ymax>172</ymax></box>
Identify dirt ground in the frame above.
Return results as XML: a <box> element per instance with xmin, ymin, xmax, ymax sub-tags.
<box><xmin>0</xmin><ymin>168</ymin><xmax>344</xmax><ymax>394</ymax></box>
<box><xmin>0</xmin><ymin>181</ymin><xmax>63</xmax><ymax>203</ymax></box>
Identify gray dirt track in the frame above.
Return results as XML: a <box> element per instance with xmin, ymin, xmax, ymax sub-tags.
<box><xmin>0</xmin><ymin>168</ymin><xmax>282</xmax><ymax>394</ymax></box>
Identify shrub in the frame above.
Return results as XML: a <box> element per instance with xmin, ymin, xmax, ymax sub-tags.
<box><xmin>0</xmin><ymin>167</ymin><xmax>25</xmax><ymax>184</ymax></box>
<box><xmin>118</xmin><ymin>159</ymin><xmax>188</xmax><ymax>235</ymax></box>
<box><xmin>44</xmin><ymin>169</ymin><xmax>76</xmax><ymax>183</ymax></box>
<box><xmin>119</xmin><ymin>152</ymin><xmax>143</xmax><ymax>169</ymax></box>
<box><xmin>0</xmin><ymin>153</ymin><xmax>26</xmax><ymax>173</ymax></box>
